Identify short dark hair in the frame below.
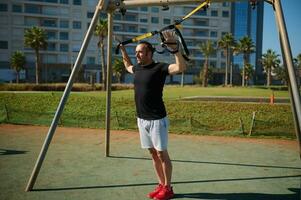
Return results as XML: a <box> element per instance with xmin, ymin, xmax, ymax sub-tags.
<box><xmin>138</xmin><ymin>41</ymin><xmax>155</xmax><ymax>54</ymax></box>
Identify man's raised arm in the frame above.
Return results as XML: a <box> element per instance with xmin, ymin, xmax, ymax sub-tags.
<box><xmin>120</xmin><ymin>45</ymin><xmax>134</xmax><ymax>74</ymax></box>
<box><xmin>162</xmin><ymin>31</ymin><xmax>187</xmax><ymax>75</ymax></box>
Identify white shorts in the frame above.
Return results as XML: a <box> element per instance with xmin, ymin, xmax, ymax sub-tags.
<box><xmin>137</xmin><ymin>117</ymin><xmax>169</xmax><ymax>151</ymax></box>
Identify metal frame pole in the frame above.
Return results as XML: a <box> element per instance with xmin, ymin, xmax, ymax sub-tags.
<box><xmin>105</xmin><ymin>11</ymin><xmax>113</xmax><ymax>157</ymax></box>
<box><xmin>25</xmin><ymin>1</ymin><xmax>104</xmax><ymax>192</ymax></box>
<box><xmin>273</xmin><ymin>0</ymin><xmax>301</xmax><ymax>156</ymax></box>
<box><xmin>278</xmin><ymin>37</ymin><xmax>301</xmax><ymax>155</ymax></box>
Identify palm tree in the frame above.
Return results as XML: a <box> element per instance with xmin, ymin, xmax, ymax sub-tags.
<box><xmin>274</xmin><ymin>65</ymin><xmax>288</xmax><ymax>85</ymax></box>
<box><xmin>233</xmin><ymin>36</ymin><xmax>255</xmax><ymax>87</ymax></box>
<box><xmin>243</xmin><ymin>63</ymin><xmax>254</xmax><ymax>86</ymax></box>
<box><xmin>11</xmin><ymin>51</ymin><xmax>26</xmax><ymax>84</ymax></box>
<box><xmin>295</xmin><ymin>53</ymin><xmax>301</xmax><ymax>88</ymax></box>
<box><xmin>24</xmin><ymin>26</ymin><xmax>47</xmax><ymax>84</ymax></box>
<box><xmin>260</xmin><ymin>49</ymin><xmax>281</xmax><ymax>86</ymax></box>
<box><xmin>199</xmin><ymin>40</ymin><xmax>215</xmax><ymax>87</ymax></box>
<box><xmin>218</xmin><ymin>33</ymin><xmax>235</xmax><ymax>86</ymax></box>
<box><xmin>94</xmin><ymin>18</ymin><xmax>108</xmax><ymax>91</ymax></box>
<box><xmin>112</xmin><ymin>57</ymin><xmax>124</xmax><ymax>83</ymax></box>
<box><xmin>294</xmin><ymin>54</ymin><xmax>301</xmax><ymax>69</ymax></box>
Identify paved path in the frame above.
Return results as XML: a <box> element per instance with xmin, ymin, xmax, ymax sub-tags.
<box><xmin>182</xmin><ymin>96</ymin><xmax>290</xmax><ymax>104</ymax></box>
<box><xmin>0</xmin><ymin>124</ymin><xmax>300</xmax><ymax>200</ymax></box>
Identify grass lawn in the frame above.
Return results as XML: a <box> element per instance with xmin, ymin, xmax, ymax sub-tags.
<box><xmin>0</xmin><ymin>86</ymin><xmax>296</xmax><ymax>139</ymax></box>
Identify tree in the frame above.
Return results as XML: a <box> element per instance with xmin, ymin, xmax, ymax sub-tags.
<box><xmin>218</xmin><ymin>33</ymin><xmax>235</xmax><ymax>86</ymax></box>
<box><xmin>233</xmin><ymin>36</ymin><xmax>255</xmax><ymax>87</ymax></box>
<box><xmin>274</xmin><ymin>65</ymin><xmax>288</xmax><ymax>85</ymax></box>
<box><xmin>11</xmin><ymin>51</ymin><xmax>26</xmax><ymax>84</ymax></box>
<box><xmin>295</xmin><ymin>54</ymin><xmax>301</xmax><ymax>69</ymax></box>
<box><xmin>24</xmin><ymin>26</ymin><xmax>47</xmax><ymax>84</ymax></box>
<box><xmin>243</xmin><ymin>63</ymin><xmax>254</xmax><ymax>86</ymax></box>
<box><xmin>260</xmin><ymin>49</ymin><xmax>281</xmax><ymax>87</ymax></box>
<box><xmin>294</xmin><ymin>53</ymin><xmax>301</xmax><ymax>88</ymax></box>
<box><xmin>199</xmin><ymin>40</ymin><xmax>215</xmax><ymax>87</ymax></box>
<box><xmin>112</xmin><ymin>57</ymin><xmax>124</xmax><ymax>83</ymax></box>
<box><xmin>94</xmin><ymin>17</ymin><xmax>108</xmax><ymax>91</ymax></box>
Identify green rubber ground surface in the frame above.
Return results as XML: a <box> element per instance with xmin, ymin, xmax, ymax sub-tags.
<box><xmin>0</xmin><ymin>124</ymin><xmax>300</xmax><ymax>200</ymax></box>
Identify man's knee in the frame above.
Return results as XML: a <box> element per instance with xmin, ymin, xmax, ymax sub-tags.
<box><xmin>148</xmin><ymin>148</ymin><xmax>158</xmax><ymax>158</ymax></box>
<box><xmin>157</xmin><ymin>151</ymin><xmax>170</xmax><ymax>163</ymax></box>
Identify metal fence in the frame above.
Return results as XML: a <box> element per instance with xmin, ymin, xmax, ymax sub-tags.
<box><xmin>0</xmin><ymin>105</ymin><xmax>295</xmax><ymax>139</ymax></box>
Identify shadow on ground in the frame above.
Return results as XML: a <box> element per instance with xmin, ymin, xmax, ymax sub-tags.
<box><xmin>173</xmin><ymin>188</ymin><xmax>300</xmax><ymax>200</ymax></box>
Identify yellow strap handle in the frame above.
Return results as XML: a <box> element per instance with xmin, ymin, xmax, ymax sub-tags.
<box><xmin>132</xmin><ymin>32</ymin><xmax>155</xmax><ymax>42</ymax></box>
<box><xmin>182</xmin><ymin>0</ymin><xmax>210</xmax><ymax>21</ymax></box>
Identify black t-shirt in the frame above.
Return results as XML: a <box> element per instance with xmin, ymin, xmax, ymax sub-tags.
<box><xmin>133</xmin><ymin>62</ymin><xmax>169</xmax><ymax>120</ymax></box>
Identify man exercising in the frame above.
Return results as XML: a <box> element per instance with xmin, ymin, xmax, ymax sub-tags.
<box><xmin>120</xmin><ymin>30</ymin><xmax>186</xmax><ymax>200</ymax></box>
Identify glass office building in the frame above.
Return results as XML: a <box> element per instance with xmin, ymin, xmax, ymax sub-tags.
<box><xmin>231</xmin><ymin>2</ymin><xmax>264</xmax><ymax>84</ymax></box>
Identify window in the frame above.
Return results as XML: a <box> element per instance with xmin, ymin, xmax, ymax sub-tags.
<box><xmin>73</xmin><ymin>0</ymin><xmax>81</xmax><ymax>5</ymax></box>
<box><xmin>47</xmin><ymin>31</ymin><xmax>57</xmax><ymax>40</ymax></box>
<box><xmin>12</xmin><ymin>4</ymin><xmax>22</xmax><ymax>13</ymax></box>
<box><xmin>140</xmin><ymin>28</ymin><xmax>147</xmax><ymax>33</ymax></box>
<box><xmin>195</xmin><ymin>30</ymin><xmax>208</xmax><ymax>37</ymax></box>
<box><xmin>151</xmin><ymin>7</ymin><xmax>159</xmax><ymax>13</ymax></box>
<box><xmin>114</xmin><ymin>14</ymin><xmax>121</xmax><ymax>20</ymax></box>
<box><xmin>210</xmin><ymin>61</ymin><xmax>216</xmax><ymax>67</ymax></box>
<box><xmin>0</xmin><ymin>4</ymin><xmax>8</xmax><ymax>12</ymax></box>
<box><xmin>222</xmin><ymin>11</ymin><xmax>229</xmax><ymax>18</ymax></box>
<box><xmin>124</xmin><ymin>15</ymin><xmax>136</xmax><ymax>22</ymax></box>
<box><xmin>60</xmin><ymin>20</ymin><xmax>69</xmax><ymax>28</ymax></box>
<box><xmin>45</xmin><ymin>0</ymin><xmax>58</xmax><ymax>3</ymax></box>
<box><xmin>196</xmin><ymin>10</ymin><xmax>206</xmax><ymax>16</ymax></box>
<box><xmin>195</xmin><ymin>20</ymin><xmax>208</xmax><ymax>26</ymax></box>
<box><xmin>25</xmin><ymin>4</ymin><xmax>41</xmax><ymax>14</ymax></box>
<box><xmin>222</xmin><ymin>32</ymin><xmax>228</xmax><ymax>36</ymax></box>
<box><xmin>100</xmin><ymin>13</ymin><xmax>106</xmax><ymax>19</ymax></box>
<box><xmin>140</xmin><ymin>7</ymin><xmax>148</xmax><ymax>12</ymax></box>
<box><xmin>211</xmin><ymin>10</ymin><xmax>218</xmax><ymax>17</ymax></box>
<box><xmin>0</xmin><ymin>41</ymin><xmax>8</xmax><ymax>49</ymax></box>
<box><xmin>42</xmin><ymin>19</ymin><xmax>57</xmax><ymax>27</ymax></box>
<box><xmin>60</xmin><ymin>44</ymin><xmax>69</xmax><ymax>52</ymax></box>
<box><xmin>73</xmin><ymin>21</ymin><xmax>81</xmax><ymax>29</ymax></box>
<box><xmin>113</xmin><ymin>25</ymin><xmax>122</xmax><ymax>31</ymax></box>
<box><xmin>151</xmin><ymin>17</ymin><xmax>159</xmax><ymax>24</ymax></box>
<box><xmin>222</xmin><ymin>2</ymin><xmax>230</xmax><ymax>7</ymax></box>
<box><xmin>60</xmin><ymin>32</ymin><xmax>69</xmax><ymax>40</ymax></box>
<box><xmin>221</xmin><ymin>52</ymin><xmax>226</xmax><ymax>58</ymax></box>
<box><xmin>127</xmin><ymin>25</ymin><xmax>137</xmax><ymax>33</ymax></box>
<box><xmin>87</xmin><ymin>57</ymin><xmax>95</xmax><ymax>64</ymax></box>
<box><xmin>210</xmin><ymin>31</ymin><xmax>217</xmax><ymax>37</ymax></box>
<box><xmin>87</xmin><ymin>12</ymin><xmax>94</xmax><ymax>18</ymax></box>
<box><xmin>60</xmin><ymin>0</ymin><xmax>69</xmax><ymax>4</ymax></box>
<box><xmin>47</xmin><ymin>43</ymin><xmax>56</xmax><ymax>51</ymax></box>
<box><xmin>140</xmin><ymin>18</ymin><xmax>148</xmax><ymax>23</ymax></box>
<box><xmin>163</xmin><ymin>18</ymin><xmax>170</xmax><ymax>25</ymax></box>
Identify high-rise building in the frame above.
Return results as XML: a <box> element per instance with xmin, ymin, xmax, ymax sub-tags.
<box><xmin>0</xmin><ymin>1</ymin><xmax>251</xmax><ymax>84</ymax></box>
<box><xmin>231</xmin><ymin>1</ymin><xmax>264</xmax><ymax>84</ymax></box>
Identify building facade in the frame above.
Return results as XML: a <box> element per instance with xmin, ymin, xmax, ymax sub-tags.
<box><xmin>231</xmin><ymin>1</ymin><xmax>264</xmax><ymax>85</ymax></box>
<box><xmin>0</xmin><ymin>0</ymin><xmax>263</xmax><ymax>85</ymax></box>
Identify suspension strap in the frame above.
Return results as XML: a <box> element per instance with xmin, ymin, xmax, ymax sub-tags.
<box><xmin>115</xmin><ymin>0</ymin><xmax>211</xmax><ymax>58</ymax></box>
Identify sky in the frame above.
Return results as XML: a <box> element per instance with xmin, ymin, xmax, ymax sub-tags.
<box><xmin>262</xmin><ymin>0</ymin><xmax>301</xmax><ymax>58</ymax></box>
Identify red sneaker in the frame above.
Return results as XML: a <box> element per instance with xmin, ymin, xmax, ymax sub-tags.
<box><xmin>154</xmin><ymin>185</ymin><xmax>174</xmax><ymax>200</ymax></box>
<box><xmin>147</xmin><ymin>184</ymin><xmax>163</xmax><ymax>199</ymax></box>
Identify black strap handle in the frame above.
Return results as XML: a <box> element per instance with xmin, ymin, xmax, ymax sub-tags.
<box><xmin>115</xmin><ymin>24</ymin><xmax>190</xmax><ymax>61</ymax></box>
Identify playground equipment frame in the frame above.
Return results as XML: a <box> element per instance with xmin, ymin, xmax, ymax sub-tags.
<box><xmin>25</xmin><ymin>0</ymin><xmax>301</xmax><ymax>192</ymax></box>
